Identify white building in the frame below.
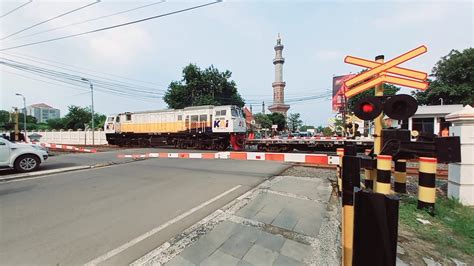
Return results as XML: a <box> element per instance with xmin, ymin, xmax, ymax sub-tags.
<box><xmin>26</xmin><ymin>103</ymin><xmax>60</xmax><ymax>123</ymax></box>
<box><xmin>407</xmin><ymin>105</ymin><xmax>464</xmax><ymax>135</ymax></box>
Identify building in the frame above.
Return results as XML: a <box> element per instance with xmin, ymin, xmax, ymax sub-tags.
<box><xmin>407</xmin><ymin>104</ymin><xmax>464</xmax><ymax>135</ymax></box>
<box><xmin>268</xmin><ymin>34</ymin><xmax>290</xmax><ymax>117</ymax></box>
<box><xmin>26</xmin><ymin>103</ymin><xmax>60</xmax><ymax>123</ymax></box>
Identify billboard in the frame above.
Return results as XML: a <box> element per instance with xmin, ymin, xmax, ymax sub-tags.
<box><xmin>332</xmin><ymin>74</ymin><xmax>355</xmax><ymax>112</ymax></box>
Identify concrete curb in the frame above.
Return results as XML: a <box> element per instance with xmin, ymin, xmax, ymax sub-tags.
<box><xmin>0</xmin><ymin>165</ymin><xmax>92</xmax><ymax>182</ymax></box>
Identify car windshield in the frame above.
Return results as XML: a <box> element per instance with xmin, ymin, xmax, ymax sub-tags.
<box><xmin>0</xmin><ymin>137</ymin><xmax>11</xmax><ymax>144</ymax></box>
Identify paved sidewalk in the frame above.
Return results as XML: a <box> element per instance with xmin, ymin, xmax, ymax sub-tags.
<box><xmin>133</xmin><ymin>169</ymin><xmax>340</xmax><ymax>266</ymax></box>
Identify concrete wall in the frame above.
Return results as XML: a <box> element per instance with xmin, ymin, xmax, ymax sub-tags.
<box><xmin>1</xmin><ymin>130</ymin><xmax>108</xmax><ymax>145</ymax></box>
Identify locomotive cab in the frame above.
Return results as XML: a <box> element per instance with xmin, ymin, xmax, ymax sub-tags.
<box><xmin>212</xmin><ymin>106</ymin><xmax>246</xmax><ymax>133</ymax></box>
<box><xmin>104</xmin><ymin>115</ymin><xmax>118</xmax><ymax>133</ymax></box>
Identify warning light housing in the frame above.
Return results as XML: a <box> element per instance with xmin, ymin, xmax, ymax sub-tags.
<box><xmin>352</xmin><ymin>94</ymin><xmax>418</xmax><ymax>121</ymax></box>
<box><xmin>353</xmin><ymin>96</ymin><xmax>383</xmax><ymax>120</ymax></box>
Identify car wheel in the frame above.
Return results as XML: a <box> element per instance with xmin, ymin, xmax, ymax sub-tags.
<box><xmin>14</xmin><ymin>155</ymin><xmax>40</xmax><ymax>173</ymax></box>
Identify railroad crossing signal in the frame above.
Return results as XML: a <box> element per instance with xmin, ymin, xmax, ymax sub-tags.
<box><xmin>353</xmin><ymin>94</ymin><xmax>418</xmax><ymax>121</ymax></box>
<box><xmin>344</xmin><ymin>45</ymin><xmax>429</xmax><ymax>98</ymax></box>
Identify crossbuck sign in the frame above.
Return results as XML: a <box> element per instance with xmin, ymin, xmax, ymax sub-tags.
<box><xmin>344</xmin><ymin>45</ymin><xmax>429</xmax><ymax>98</ymax></box>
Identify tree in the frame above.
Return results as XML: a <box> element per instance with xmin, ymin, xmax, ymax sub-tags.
<box><xmin>287</xmin><ymin>113</ymin><xmax>303</xmax><ymax>132</ymax></box>
<box><xmin>61</xmin><ymin>105</ymin><xmax>106</xmax><ymax>130</ymax></box>
<box><xmin>0</xmin><ymin>110</ymin><xmax>10</xmax><ymax>130</ymax></box>
<box><xmin>164</xmin><ymin>64</ymin><xmax>245</xmax><ymax>109</ymax></box>
<box><xmin>268</xmin><ymin>112</ymin><xmax>286</xmax><ymax>131</ymax></box>
<box><xmin>322</xmin><ymin>127</ymin><xmax>333</xmax><ymax>137</ymax></box>
<box><xmin>412</xmin><ymin>48</ymin><xmax>474</xmax><ymax>106</ymax></box>
<box><xmin>316</xmin><ymin>125</ymin><xmax>324</xmax><ymax>133</ymax></box>
<box><xmin>300</xmin><ymin>125</ymin><xmax>315</xmax><ymax>132</ymax></box>
<box><xmin>47</xmin><ymin>118</ymin><xmax>65</xmax><ymax>130</ymax></box>
<box><xmin>253</xmin><ymin>113</ymin><xmax>272</xmax><ymax>129</ymax></box>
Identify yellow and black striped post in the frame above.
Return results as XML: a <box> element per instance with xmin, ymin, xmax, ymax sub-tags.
<box><xmin>364</xmin><ymin>169</ymin><xmax>375</xmax><ymax>190</ymax></box>
<box><xmin>418</xmin><ymin>157</ymin><xmax>437</xmax><ymax>214</ymax></box>
<box><xmin>394</xmin><ymin>160</ymin><xmax>407</xmax><ymax>193</ymax></box>
<box><xmin>364</xmin><ymin>149</ymin><xmax>374</xmax><ymax>189</ymax></box>
<box><xmin>376</xmin><ymin>155</ymin><xmax>392</xmax><ymax>195</ymax></box>
<box><xmin>337</xmin><ymin>148</ymin><xmax>344</xmax><ymax>196</ymax></box>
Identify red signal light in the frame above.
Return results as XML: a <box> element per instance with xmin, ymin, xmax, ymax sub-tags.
<box><xmin>362</xmin><ymin>103</ymin><xmax>374</xmax><ymax>113</ymax></box>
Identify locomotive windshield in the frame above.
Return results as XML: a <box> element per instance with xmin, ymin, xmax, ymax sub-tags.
<box><xmin>231</xmin><ymin>106</ymin><xmax>243</xmax><ymax>117</ymax></box>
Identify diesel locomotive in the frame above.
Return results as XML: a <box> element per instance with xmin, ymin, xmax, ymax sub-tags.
<box><xmin>104</xmin><ymin>105</ymin><xmax>247</xmax><ymax>150</ymax></box>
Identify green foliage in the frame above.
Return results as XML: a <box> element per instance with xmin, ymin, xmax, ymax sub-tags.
<box><xmin>413</xmin><ymin>48</ymin><xmax>474</xmax><ymax>106</ymax></box>
<box><xmin>287</xmin><ymin>113</ymin><xmax>303</xmax><ymax>131</ymax></box>
<box><xmin>333</xmin><ymin>117</ymin><xmax>344</xmax><ymax>135</ymax></box>
<box><xmin>164</xmin><ymin>64</ymin><xmax>245</xmax><ymax>109</ymax></box>
<box><xmin>399</xmin><ymin>194</ymin><xmax>474</xmax><ymax>258</ymax></box>
<box><xmin>267</xmin><ymin>112</ymin><xmax>286</xmax><ymax>131</ymax></box>
<box><xmin>347</xmin><ymin>83</ymin><xmax>400</xmax><ymax>111</ymax></box>
<box><xmin>300</xmin><ymin>125</ymin><xmax>315</xmax><ymax>132</ymax></box>
<box><xmin>316</xmin><ymin>125</ymin><xmax>324</xmax><ymax>133</ymax></box>
<box><xmin>253</xmin><ymin>112</ymin><xmax>287</xmax><ymax>131</ymax></box>
<box><xmin>253</xmin><ymin>113</ymin><xmax>272</xmax><ymax>129</ymax></box>
<box><xmin>322</xmin><ymin>126</ymin><xmax>333</xmax><ymax>136</ymax></box>
<box><xmin>46</xmin><ymin>118</ymin><xmax>65</xmax><ymax>130</ymax></box>
<box><xmin>0</xmin><ymin>110</ymin><xmax>11</xmax><ymax>130</ymax></box>
<box><xmin>48</xmin><ymin>106</ymin><xmax>105</xmax><ymax>130</ymax></box>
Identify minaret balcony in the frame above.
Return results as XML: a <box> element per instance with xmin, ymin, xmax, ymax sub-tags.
<box><xmin>272</xmin><ymin>81</ymin><xmax>286</xmax><ymax>88</ymax></box>
<box><xmin>273</xmin><ymin>58</ymin><xmax>285</xmax><ymax>64</ymax></box>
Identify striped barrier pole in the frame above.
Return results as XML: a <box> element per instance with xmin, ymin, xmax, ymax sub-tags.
<box><xmin>394</xmin><ymin>160</ymin><xmax>407</xmax><ymax>193</ymax></box>
<box><xmin>364</xmin><ymin>149</ymin><xmax>375</xmax><ymax>190</ymax></box>
<box><xmin>376</xmin><ymin>155</ymin><xmax>392</xmax><ymax>195</ymax></box>
<box><xmin>341</xmin><ymin>155</ymin><xmax>360</xmax><ymax>266</ymax></box>
<box><xmin>418</xmin><ymin>157</ymin><xmax>437</xmax><ymax>214</ymax></box>
<box><xmin>337</xmin><ymin>148</ymin><xmax>345</xmax><ymax>196</ymax></box>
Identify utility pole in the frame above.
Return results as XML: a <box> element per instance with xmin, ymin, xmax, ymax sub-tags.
<box><xmin>373</xmin><ymin>55</ymin><xmax>384</xmax><ymax>156</ymax></box>
<box><xmin>13</xmin><ymin>107</ymin><xmax>19</xmax><ymax>141</ymax></box>
<box><xmin>262</xmin><ymin>101</ymin><xmax>265</xmax><ymax>114</ymax></box>
<box><xmin>15</xmin><ymin>93</ymin><xmax>27</xmax><ymax>142</ymax></box>
<box><xmin>81</xmin><ymin>78</ymin><xmax>95</xmax><ymax>145</ymax></box>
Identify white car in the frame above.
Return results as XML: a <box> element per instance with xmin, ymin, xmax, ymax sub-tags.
<box><xmin>0</xmin><ymin>137</ymin><xmax>49</xmax><ymax>172</ymax></box>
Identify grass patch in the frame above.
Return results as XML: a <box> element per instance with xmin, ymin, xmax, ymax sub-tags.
<box><xmin>399</xmin><ymin>195</ymin><xmax>474</xmax><ymax>259</ymax></box>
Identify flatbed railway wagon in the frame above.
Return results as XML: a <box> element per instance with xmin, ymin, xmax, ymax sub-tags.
<box><xmin>246</xmin><ymin>137</ymin><xmax>374</xmax><ymax>152</ymax></box>
<box><xmin>104</xmin><ymin>105</ymin><xmax>247</xmax><ymax>150</ymax></box>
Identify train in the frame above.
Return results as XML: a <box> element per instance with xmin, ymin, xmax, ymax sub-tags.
<box><xmin>104</xmin><ymin>105</ymin><xmax>247</xmax><ymax>150</ymax></box>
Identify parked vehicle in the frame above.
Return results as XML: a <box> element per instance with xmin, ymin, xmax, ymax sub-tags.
<box><xmin>0</xmin><ymin>137</ymin><xmax>48</xmax><ymax>172</ymax></box>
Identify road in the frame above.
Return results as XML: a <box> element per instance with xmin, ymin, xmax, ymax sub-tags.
<box><xmin>0</xmin><ymin>156</ymin><xmax>288</xmax><ymax>265</ymax></box>
<box><xmin>0</xmin><ymin>147</ymin><xmax>211</xmax><ymax>176</ymax></box>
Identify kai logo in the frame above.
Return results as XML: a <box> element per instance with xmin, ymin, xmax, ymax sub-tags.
<box><xmin>213</xmin><ymin>119</ymin><xmax>229</xmax><ymax>128</ymax></box>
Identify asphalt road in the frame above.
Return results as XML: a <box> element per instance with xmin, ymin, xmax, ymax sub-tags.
<box><xmin>0</xmin><ymin>147</ymin><xmax>212</xmax><ymax>176</ymax></box>
<box><xmin>0</xmin><ymin>157</ymin><xmax>288</xmax><ymax>265</ymax></box>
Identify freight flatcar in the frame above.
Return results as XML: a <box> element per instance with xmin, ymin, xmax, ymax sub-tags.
<box><xmin>104</xmin><ymin>105</ymin><xmax>247</xmax><ymax>150</ymax></box>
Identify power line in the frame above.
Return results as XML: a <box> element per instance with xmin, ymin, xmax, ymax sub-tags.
<box><xmin>0</xmin><ymin>57</ymin><xmax>164</xmax><ymax>96</ymax></box>
<box><xmin>1</xmin><ymin>0</ymin><xmax>101</xmax><ymax>41</ymax></box>
<box><xmin>1</xmin><ymin>52</ymin><xmax>168</xmax><ymax>92</ymax></box>
<box><xmin>11</xmin><ymin>0</ymin><xmax>166</xmax><ymax>41</ymax></box>
<box><xmin>0</xmin><ymin>0</ymin><xmax>32</xmax><ymax>19</ymax></box>
<box><xmin>0</xmin><ymin>58</ymin><xmax>165</xmax><ymax>100</ymax></box>
<box><xmin>1</xmin><ymin>68</ymin><xmax>89</xmax><ymax>92</ymax></box>
<box><xmin>0</xmin><ymin>0</ymin><xmax>222</xmax><ymax>51</ymax></box>
<box><xmin>3</xmin><ymin>67</ymin><xmax>162</xmax><ymax>104</ymax></box>
<box><xmin>1</xmin><ymin>50</ymin><xmax>167</xmax><ymax>87</ymax></box>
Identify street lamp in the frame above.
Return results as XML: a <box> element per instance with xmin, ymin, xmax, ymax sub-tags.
<box><xmin>15</xmin><ymin>93</ymin><xmax>27</xmax><ymax>142</ymax></box>
<box><xmin>81</xmin><ymin>78</ymin><xmax>95</xmax><ymax>145</ymax></box>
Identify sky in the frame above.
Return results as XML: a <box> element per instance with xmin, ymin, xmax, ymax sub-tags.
<box><xmin>0</xmin><ymin>0</ymin><xmax>472</xmax><ymax>127</ymax></box>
